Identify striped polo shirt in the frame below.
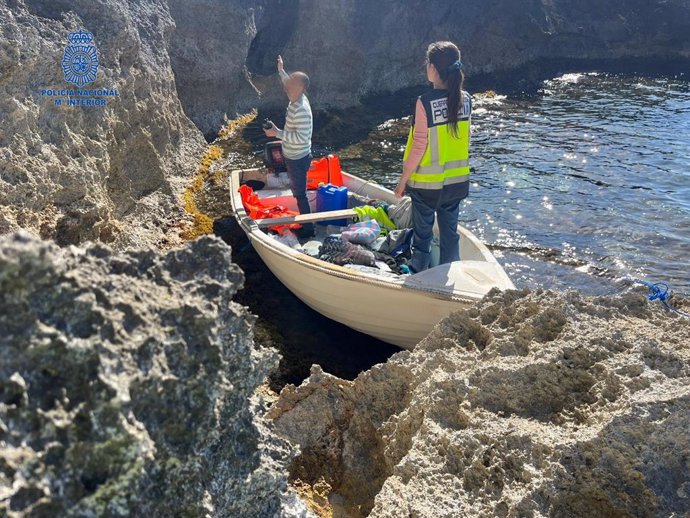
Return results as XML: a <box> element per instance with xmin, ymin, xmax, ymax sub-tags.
<box><xmin>277</xmin><ymin>69</ymin><xmax>313</xmax><ymax>160</ymax></box>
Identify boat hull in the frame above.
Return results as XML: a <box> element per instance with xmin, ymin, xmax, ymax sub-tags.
<box><xmin>230</xmin><ymin>168</ymin><xmax>514</xmax><ymax>350</ymax></box>
<box><xmin>249</xmin><ymin>232</ymin><xmax>471</xmax><ymax>349</ymax></box>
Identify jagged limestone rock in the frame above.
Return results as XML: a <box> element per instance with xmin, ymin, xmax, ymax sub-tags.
<box><xmin>0</xmin><ymin>0</ymin><xmax>204</xmax><ymax>248</ymax></box>
<box><xmin>271</xmin><ymin>289</ymin><xmax>690</xmax><ymax>518</ymax></box>
<box><xmin>0</xmin><ymin>232</ymin><xmax>313</xmax><ymax>518</ymax></box>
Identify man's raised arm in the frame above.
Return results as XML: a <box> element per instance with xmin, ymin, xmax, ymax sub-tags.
<box><xmin>277</xmin><ymin>55</ymin><xmax>289</xmax><ymax>82</ymax></box>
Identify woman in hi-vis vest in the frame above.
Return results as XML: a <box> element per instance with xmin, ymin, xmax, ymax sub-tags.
<box><xmin>394</xmin><ymin>41</ymin><xmax>472</xmax><ymax>273</ymax></box>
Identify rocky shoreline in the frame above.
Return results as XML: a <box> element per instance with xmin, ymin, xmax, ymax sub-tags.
<box><xmin>2</xmin><ymin>234</ymin><xmax>688</xmax><ymax>516</ymax></box>
<box><xmin>166</xmin><ymin>0</ymin><xmax>690</xmax><ymax>136</ymax></box>
<box><xmin>0</xmin><ymin>0</ymin><xmax>205</xmax><ymax>249</ymax></box>
<box><xmin>3</xmin><ymin>0</ymin><xmax>690</xmax><ymax>248</ymax></box>
<box><xmin>2</xmin><ymin>0</ymin><xmax>690</xmax><ymax>516</ymax></box>
<box><xmin>271</xmin><ymin>289</ymin><xmax>690</xmax><ymax>517</ymax></box>
<box><xmin>0</xmin><ymin>233</ymin><xmax>313</xmax><ymax>517</ymax></box>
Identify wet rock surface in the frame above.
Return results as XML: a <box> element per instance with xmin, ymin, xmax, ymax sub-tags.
<box><xmin>270</xmin><ymin>289</ymin><xmax>690</xmax><ymax>518</ymax></box>
<box><xmin>0</xmin><ymin>233</ymin><xmax>312</xmax><ymax>517</ymax></box>
<box><xmin>0</xmin><ymin>0</ymin><xmax>204</xmax><ymax>248</ymax></box>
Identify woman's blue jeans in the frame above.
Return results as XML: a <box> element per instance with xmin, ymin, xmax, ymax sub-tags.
<box><xmin>408</xmin><ymin>188</ymin><xmax>461</xmax><ymax>273</ymax></box>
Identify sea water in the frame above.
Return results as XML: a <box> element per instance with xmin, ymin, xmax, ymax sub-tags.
<box><xmin>337</xmin><ymin>73</ymin><xmax>690</xmax><ymax>295</ymax></box>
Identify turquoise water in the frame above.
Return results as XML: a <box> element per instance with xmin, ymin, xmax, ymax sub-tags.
<box><xmin>337</xmin><ymin>73</ymin><xmax>690</xmax><ymax>295</ymax></box>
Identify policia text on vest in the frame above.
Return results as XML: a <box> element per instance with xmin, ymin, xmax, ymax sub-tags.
<box><xmin>403</xmin><ymin>90</ymin><xmax>472</xmax><ymax>195</ymax></box>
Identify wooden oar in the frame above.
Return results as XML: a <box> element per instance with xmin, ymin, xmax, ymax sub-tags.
<box><xmin>254</xmin><ymin>209</ymin><xmax>357</xmax><ymax>228</ymax></box>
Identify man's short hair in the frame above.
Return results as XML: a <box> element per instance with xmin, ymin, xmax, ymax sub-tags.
<box><xmin>291</xmin><ymin>71</ymin><xmax>310</xmax><ymax>90</ymax></box>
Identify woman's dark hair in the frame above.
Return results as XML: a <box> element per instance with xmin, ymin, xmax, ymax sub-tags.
<box><xmin>426</xmin><ymin>41</ymin><xmax>465</xmax><ymax>138</ymax></box>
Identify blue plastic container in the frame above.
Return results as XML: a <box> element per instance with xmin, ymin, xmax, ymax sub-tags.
<box><xmin>316</xmin><ymin>184</ymin><xmax>349</xmax><ymax>226</ymax></box>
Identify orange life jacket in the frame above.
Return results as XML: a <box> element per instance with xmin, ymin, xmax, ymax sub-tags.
<box><xmin>307</xmin><ymin>154</ymin><xmax>343</xmax><ymax>190</ymax></box>
<box><xmin>239</xmin><ymin>185</ymin><xmax>301</xmax><ymax>235</ymax></box>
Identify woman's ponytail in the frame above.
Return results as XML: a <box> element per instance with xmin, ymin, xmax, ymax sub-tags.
<box><xmin>427</xmin><ymin>42</ymin><xmax>465</xmax><ymax>138</ymax></box>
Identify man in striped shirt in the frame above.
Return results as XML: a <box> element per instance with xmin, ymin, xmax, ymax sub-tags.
<box><xmin>264</xmin><ymin>55</ymin><xmax>314</xmax><ymax>237</ymax></box>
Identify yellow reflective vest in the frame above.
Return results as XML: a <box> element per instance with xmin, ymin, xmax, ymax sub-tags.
<box><xmin>403</xmin><ymin>89</ymin><xmax>471</xmax><ymax>192</ymax></box>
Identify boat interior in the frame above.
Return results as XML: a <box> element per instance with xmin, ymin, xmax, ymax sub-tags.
<box><xmin>234</xmin><ymin>165</ymin><xmax>515</xmax><ymax>297</ymax></box>
<box><xmin>239</xmin><ymin>169</ymin><xmax>443</xmax><ymax>271</ymax></box>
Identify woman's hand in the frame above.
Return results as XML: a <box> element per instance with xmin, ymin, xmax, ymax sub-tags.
<box><xmin>394</xmin><ymin>181</ymin><xmax>406</xmax><ymax>198</ymax></box>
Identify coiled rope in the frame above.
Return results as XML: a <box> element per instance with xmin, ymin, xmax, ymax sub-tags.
<box><xmin>634</xmin><ymin>279</ymin><xmax>690</xmax><ymax>318</ymax></box>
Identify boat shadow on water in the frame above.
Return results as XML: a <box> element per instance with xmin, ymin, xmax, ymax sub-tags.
<box><xmin>213</xmin><ymin>216</ymin><xmax>399</xmax><ymax>390</ymax></box>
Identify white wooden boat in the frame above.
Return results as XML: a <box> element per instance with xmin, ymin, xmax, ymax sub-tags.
<box><xmin>229</xmin><ymin>168</ymin><xmax>515</xmax><ymax>349</ymax></box>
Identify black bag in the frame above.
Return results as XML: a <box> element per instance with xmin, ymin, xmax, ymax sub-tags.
<box><xmin>378</xmin><ymin>228</ymin><xmax>414</xmax><ymax>257</ymax></box>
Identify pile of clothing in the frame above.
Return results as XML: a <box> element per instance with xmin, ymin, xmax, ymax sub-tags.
<box><xmin>317</xmin><ymin>236</ymin><xmax>407</xmax><ymax>274</ymax></box>
<box><xmin>318</xmin><ymin>236</ymin><xmax>376</xmax><ymax>266</ymax></box>
<box><xmin>314</xmin><ymin>196</ymin><xmax>415</xmax><ymax>275</ymax></box>
<box><xmin>269</xmin><ymin>192</ymin><xmax>416</xmax><ymax>277</ymax></box>
<box><xmin>349</xmin><ymin>193</ymin><xmax>412</xmax><ymax>230</ymax></box>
